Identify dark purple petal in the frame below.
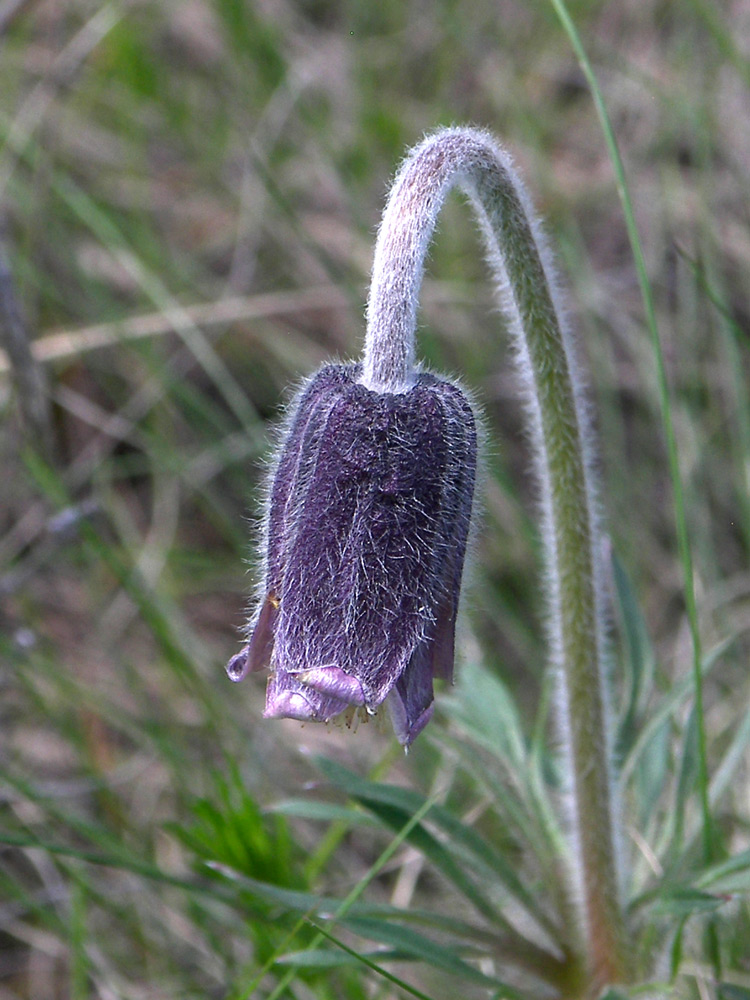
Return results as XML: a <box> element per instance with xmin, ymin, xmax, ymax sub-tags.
<box><xmin>227</xmin><ymin>594</ymin><xmax>280</xmax><ymax>681</ymax></box>
<box><xmin>387</xmin><ymin>637</ymin><xmax>438</xmax><ymax>746</ymax></box>
<box><xmin>388</xmin><ymin>699</ymin><xmax>434</xmax><ymax>748</ymax></box>
<box><xmin>229</xmin><ymin>363</ymin><xmax>477</xmax><ymax>746</ymax></box>
<box><xmin>417</xmin><ymin>374</ymin><xmax>478</xmax><ymax>684</ymax></box>
<box><xmin>264</xmin><ymin>366</ymin><xmax>355</xmax><ymax>599</ymax></box>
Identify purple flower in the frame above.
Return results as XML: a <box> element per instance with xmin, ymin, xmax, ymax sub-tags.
<box><xmin>226</xmin><ymin>364</ymin><xmax>477</xmax><ymax>746</ymax></box>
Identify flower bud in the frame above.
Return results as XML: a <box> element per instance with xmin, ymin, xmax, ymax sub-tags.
<box><xmin>227</xmin><ymin>363</ymin><xmax>476</xmax><ymax>745</ymax></box>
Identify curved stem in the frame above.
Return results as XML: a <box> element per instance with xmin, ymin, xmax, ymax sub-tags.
<box><xmin>364</xmin><ymin>127</ymin><xmax>630</xmax><ymax>989</ymax></box>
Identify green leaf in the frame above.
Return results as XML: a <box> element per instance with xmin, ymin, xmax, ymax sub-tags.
<box><xmin>634</xmin><ymin>716</ymin><xmax>670</xmax><ymax>829</ymax></box>
<box><xmin>670</xmin><ymin>706</ymin><xmax>750</xmax><ymax>870</ymax></box>
<box><xmin>654</xmin><ymin>888</ymin><xmax>726</xmax><ymax>917</ymax></box>
<box><xmin>709</xmin><ymin>709</ymin><xmax>750</xmax><ymax>808</ymax></box>
<box><xmin>442</xmin><ymin>726</ymin><xmax>554</xmax><ymax>876</ymax></box>
<box><xmin>669</xmin><ymin>915</ymin><xmax>687</xmax><ymax>979</ymax></box>
<box><xmin>345</xmin><ymin>916</ymin><xmax>506</xmax><ymax>989</ymax></box>
<box><xmin>207</xmin><ymin>860</ymin><xmax>500</xmax><ymax>944</ymax></box>
<box><xmin>254</xmin><ymin>793</ymin><xmax>446</xmax><ymax>1000</ymax></box>
<box><xmin>611</xmin><ymin>548</ymin><xmax>655</xmax><ymax>733</ymax></box>
<box><xmin>277</xmin><ymin>948</ymin><xmax>359</xmax><ymax>968</ymax></box>
<box><xmin>206</xmin><ymin>864</ymin><xmax>339</xmax><ymax>913</ymax></box>
<box><xmin>0</xmin><ymin>829</ymin><xmax>224</xmax><ymax>900</ymax></box>
<box><xmin>267</xmin><ymin>799</ymin><xmax>377</xmax><ymax>825</ymax></box>
<box><xmin>621</xmin><ymin>637</ymin><xmax>731</xmax><ymax>786</ymax></box>
<box><xmin>672</xmin><ymin>706</ymin><xmax>700</xmax><ymax>847</ymax></box>
<box><xmin>443</xmin><ymin>659</ymin><xmax>527</xmax><ymax>770</ymax></box>
<box><xmin>315</xmin><ymin>756</ymin><xmax>548</xmax><ymax>930</ymax></box>
<box><xmin>310</xmin><ymin>919</ymin><xmax>528</xmax><ymax>1000</ymax></box>
<box><xmin>697</xmin><ymin>848</ymin><xmax>750</xmax><ymax>894</ymax></box>
<box><xmin>306</xmin><ymin>923</ymin><xmax>439</xmax><ymax>1000</ymax></box>
<box><xmin>316</xmin><ymin>758</ymin><xmax>495</xmax><ymax>921</ymax></box>
<box><xmin>173</xmin><ymin>765</ymin><xmax>298</xmax><ymax>887</ymax></box>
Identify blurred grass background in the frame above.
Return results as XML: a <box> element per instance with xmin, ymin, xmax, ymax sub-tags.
<box><xmin>1</xmin><ymin>0</ymin><xmax>750</xmax><ymax>997</ymax></box>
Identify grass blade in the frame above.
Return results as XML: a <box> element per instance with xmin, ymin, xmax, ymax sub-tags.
<box><xmin>316</xmin><ymin>755</ymin><xmax>550</xmax><ymax>932</ymax></box>
<box><xmin>305</xmin><ymin>922</ymin><xmax>440</xmax><ymax>1000</ymax></box>
<box><xmin>548</xmin><ymin>0</ymin><xmax>714</xmax><ymax>863</ymax></box>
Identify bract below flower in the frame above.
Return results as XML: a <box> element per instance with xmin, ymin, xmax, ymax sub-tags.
<box><xmin>227</xmin><ymin>364</ymin><xmax>476</xmax><ymax>746</ymax></box>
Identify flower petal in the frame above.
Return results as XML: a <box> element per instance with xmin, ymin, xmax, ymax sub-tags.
<box><xmin>232</xmin><ymin>364</ymin><xmax>477</xmax><ymax>745</ymax></box>
<box><xmin>264</xmin><ymin>366</ymin><xmax>355</xmax><ymax>599</ymax></box>
<box><xmin>299</xmin><ymin>666</ymin><xmax>366</xmax><ymax>705</ymax></box>
<box><xmin>226</xmin><ymin>592</ymin><xmax>280</xmax><ymax>681</ymax></box>
<box><xmin>385</xmin><ymin>632</ymin><xmax>436</xmax><ymax>746</ymax></box>
<box><xmin>274</xmin><ymin>371</ymin><xmax>473</xmax><ymax>711</ymax></box>
<box><xmin>264</xmin><ymin>668</ymin><xmax>352</xmax><ymax>722</ymax></box>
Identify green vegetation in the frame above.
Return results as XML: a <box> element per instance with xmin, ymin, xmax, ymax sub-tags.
<box><xmin>1</xmin><ymin>1</ymin><xmax>749</xmax><ymax>997</ymax></box>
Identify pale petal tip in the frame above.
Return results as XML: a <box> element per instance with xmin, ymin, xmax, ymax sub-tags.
<box><xmin>300</xmin><ymin>666</ymin><xmax>366</xmax><ymax>705</ymax></box>
<box><xmin>226</xmin><ymin>648</ymin><xmax>249</xmax><ymax>682</ymax></box>
<box><xmin>263</xmin><ymin>689</ymin><xmax>316</xmax><ymax>721</ymax></box>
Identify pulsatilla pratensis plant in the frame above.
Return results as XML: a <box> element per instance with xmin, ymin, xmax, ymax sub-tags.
<box><xmin>229</xmin><ymin>127</ymin><xmax>631</xmax><ymax>992</ymax></box>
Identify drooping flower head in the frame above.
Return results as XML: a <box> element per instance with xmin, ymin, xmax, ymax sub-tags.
<box><xmin>228</xmin><ymin>125</ymin><xmax>631</xmax><ymax>981</ymax></box>
<box><xmin>227</xmin><ymin>363</ymin><xmax>477</xmax><ymax>746</ymax></box>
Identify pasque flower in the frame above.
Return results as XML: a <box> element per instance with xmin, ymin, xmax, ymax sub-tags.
<box><xmin>227</xmin><ymin>363</ymin><xmax>477</xmax><ymax>746</ymax></box>
<box><xmin>228</xmin><ymin>125</ymin><xmax>631</xmax><ymax>984</ymax></box>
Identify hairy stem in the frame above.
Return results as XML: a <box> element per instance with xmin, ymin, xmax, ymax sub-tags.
<box><xmin>364</xmin><ymin>127</ymin><xmax>630</xmax><ymax>989</ymax></box>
